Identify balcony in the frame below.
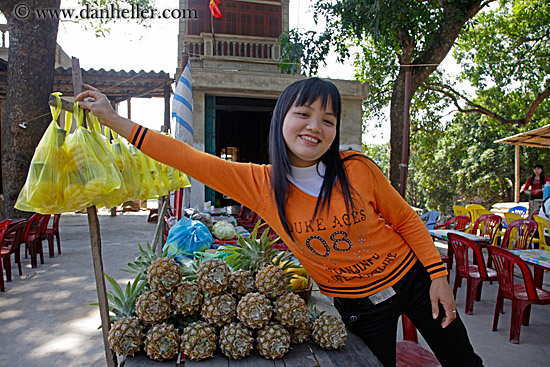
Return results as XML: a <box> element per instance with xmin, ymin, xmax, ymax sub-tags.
<box><xmin>183</xmin><ymin>33</ymin><xmax>282</xmax><ymax>73</ymax></box>
<box><xmin>0</xmin><ymin>24</ymin><xmax>8</xmax><ymax>61</ymax></box>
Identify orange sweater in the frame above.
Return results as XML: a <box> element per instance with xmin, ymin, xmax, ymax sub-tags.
<box><xmin>130</xmin><ymin>125</ymin><xmax>447</xmax><ymax>298</ymax></box>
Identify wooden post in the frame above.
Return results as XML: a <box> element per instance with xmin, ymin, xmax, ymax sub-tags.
<box><xmin>515</xmin><ymin>144</ymin><xmax>520</xmax><ymax>203</ymax></box>
<box><xmin>71</xmin><ymin>57</ymin><xmax>117</xmax><ymax>367</ymax></box>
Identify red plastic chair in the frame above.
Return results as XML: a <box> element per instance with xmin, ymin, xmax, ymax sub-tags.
<box><xmin>471</xmin><ymin>214</ymin><xmax>502</xmax><ymax>246</ymax></box>
<box><xmin>434</xmin><ymin>215</ymin><xmax>472</xmax><ymax>275</ymax></box>
<box><xmin>240</xmin><ymin>211</ymin><xmax>261</xmax><ymax>231</ymax></box>
<box><xmin>21</xmin><ymin>213</ymin><xmax>47</xmax><ymax>268</ymax></box>
<box><xmin>396</xmin><ymin>316</ymin><xmax>441</xmax><ymax>366</ymax></box>
<box><xmin>434</xmin><ymin>215</ymin><xmax>471</xmax><ymax>231</ymax></box>
<box><xmin>0</xmin><ymin>220</ymin><xmax>12</xmax><ymax>292</ymax></box>
<box><xmin>233</xmin><ymin>205</ymin><xmax>248</xmax><ymax>220</ymax></box>
<box><xmin>1</xmin><ymin>220</ymin><xmax>27</xmax><ymax>282</ymax></box>
<box><xmin>488</xmin><ymin>246</ymin><xmax>550</xmax><ymax>344</ymax></box>
<box><xmin>499</xmin><ymin>219</ymin><xmax>538</xmax><ymax>250</ymax></box>
<box><xmin>448</xmin><ymin>233</ymin><xmax>498</xmax><ymax>315</ymax></box>
<box><xmin>44</xmin><ymin>213</ymin><xmax>62</xmax><ymax>257</ymax></box>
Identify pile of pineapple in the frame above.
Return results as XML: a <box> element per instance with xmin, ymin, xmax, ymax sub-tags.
<box><xmin>105</xmin><ymin>222</ymin><xmax>347</xmax><ymax>362</ymax></box>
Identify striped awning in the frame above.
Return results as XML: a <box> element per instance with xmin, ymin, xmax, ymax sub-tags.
<box><xmin>494</xmin><ymin>124</ymin><xmax>550</xmax><ymax>148</ymax></box>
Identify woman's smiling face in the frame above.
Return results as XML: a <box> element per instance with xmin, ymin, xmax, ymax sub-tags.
<box><xmin>282</xmin><ymin>97</ymin><xmax>337</xmax><ymax>167</ymax></box>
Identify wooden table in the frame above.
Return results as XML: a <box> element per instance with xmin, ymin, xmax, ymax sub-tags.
<box><xmin>510</xmin><ymin>249</ymin><xmax>550</xmax><ymax>288</ymax></box>
<box><xmin>124</xmin><ymin>329</ymin><xmax>382</xmax><ymax>366</ymax></box>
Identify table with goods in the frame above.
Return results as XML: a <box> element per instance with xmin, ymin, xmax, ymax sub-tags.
<box><xmin>113</xmin><ymin>213</ymin><xmax>382</xmax><ymax>366</ymax></box>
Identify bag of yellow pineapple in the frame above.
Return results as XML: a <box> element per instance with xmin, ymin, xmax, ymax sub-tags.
<box><xmin>152</xmin><ymin>159</ymin><xmax>172</xmax><ymax>197</ymax></box>
<box><xmin>15</xmin><ymin>93</ymin><xmax>68</xmax><ymax>214</ymax></box>
<box><xmin>128</xmin><ymin>144</ymin><xmax>158</xmax><ymax>200</ymax></box>
<box><xmin>63</xmin><ymin>104</ymin><xmax>122</xmax><ymax>210</ymax></box>
<box><xmin>166</xmin><ymin>166</ymin><xmax>191</xmax><ymax>192</ymax></box>
<box><xmin>98</xmin><ymin>128</ymin><xmax>141</xmax><ymax>208</ymax></box>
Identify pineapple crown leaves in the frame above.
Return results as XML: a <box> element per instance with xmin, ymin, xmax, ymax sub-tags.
<box><xmin>306</xmin><ymin>301</ymin><xmax>325</xmax><ymax>324</ymax></box>
<box><xmin>178</xmin><ymin>251</ymin><xmax>219</xmax><ymax>281</ymax></box>
<box><xmin>218</xmin><ymin>220</ymin><xmax>283</xmax><ymax>273</ymax></box>
<box><xmin>121</xmin><ymin>242</ymin><xmax>170</xmax><ymax>277</ymax></box>
<box><xmin>91</xmin><ymin>273</ymin><xmax>145</xmax><ymax>323</ymax></box>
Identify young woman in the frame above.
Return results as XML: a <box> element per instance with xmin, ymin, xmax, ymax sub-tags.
<box><xmin>522</xmin><ymin>164</ymin><xmax>550</xmax><ymax>199</ymax></box>
<box><xmin>77</xmin><ymin>77</ymin><xmax>483</xmax><ymax>366</ymax></box>
<box><xmin>522</xmin><ymin>164</ymin><xmax>550</xmax><ymax>216</ymax></box>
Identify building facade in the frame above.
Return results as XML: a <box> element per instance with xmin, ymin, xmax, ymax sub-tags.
<box><xmin>177</xmin><ymin>0</ymin><xmax>368</xmax><ymax>209</ymax></box>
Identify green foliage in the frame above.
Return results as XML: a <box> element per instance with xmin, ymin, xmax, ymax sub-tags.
<box><xmin>455</xmin><ymin>0</ymin><xmax>550</xmax><ymax>90</ymax></box>
<box><xmin>78</xmin><ymin>0</ymin><xmax>155</xmax><ymax>36</ymax></box>
<box><xmin>278</xmin><ymin>28</ymin><xmax>334</xmax><ymax>76</ymax></box>
<box><xmin>363</xmin><ymin>142</ymin><xmax>389</xmax><ymax>176</ymax></box>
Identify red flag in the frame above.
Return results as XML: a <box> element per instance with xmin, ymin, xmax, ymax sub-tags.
<box><xmin>209</xmin><ymin>0</ymin><xmax>222</xmax><ymax>18</ymax></box>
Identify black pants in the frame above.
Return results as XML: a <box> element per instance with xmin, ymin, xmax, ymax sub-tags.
<box><xmin>334</xmin><ymin>261</ymin><xmax>484</xmax><ymax>367</ymax></box>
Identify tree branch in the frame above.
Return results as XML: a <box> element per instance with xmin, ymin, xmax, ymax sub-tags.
<box><xmin>425</xmin><ymin>81</ymin><xmax>550</xmax><ymax>126</ymax></box>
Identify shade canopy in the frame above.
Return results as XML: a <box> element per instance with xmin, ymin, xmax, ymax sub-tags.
<box><xmin>494</xmin><ymin>124</ymin><xmax>550</xmax><ymax>148</ymax></box>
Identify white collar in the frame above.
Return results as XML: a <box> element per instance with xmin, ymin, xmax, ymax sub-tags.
<box><xmin>287</xmin><ymin>162</ymin><xmax>326</xmax><ymax>197</ymax></box>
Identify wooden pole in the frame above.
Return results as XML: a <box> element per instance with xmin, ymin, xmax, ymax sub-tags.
<box><xmin>515</xmin><ymin>144</ymin><xmax>520</xmax><ymax>203</ymax></box>
<box><xmin>71</xmin><ymin>57</ymin><xmax>117</xmax><ymax>367</ymax></box>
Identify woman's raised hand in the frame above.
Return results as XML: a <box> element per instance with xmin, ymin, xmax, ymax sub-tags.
<box><xmin>76</xmin><ymin>84</ymin><xmax>117</xmax><ymax>124</ymax></box>
<box><xmin>75</xmin><ymin>84</ymin><xmax>133</xmax><ymax>139</ymax></box>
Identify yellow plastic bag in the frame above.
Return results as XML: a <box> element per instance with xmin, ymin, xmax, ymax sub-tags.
<box><xmin>128</xmin><ymin>145</ymin><xmax>158</xmax><ymax>200</ymax></box>
<box><xmin>15</xmin><ymin>93</ymin><xmax>68</xmax><ymax>214</ymax></box>
<box><xmin>63</xmin><ymin>104</ymin><xmax>122</xmax><ymax>210</ymax></box>
<box><xmin>98</xmin><ymin>128</ymin><xmax>141</xmax><ymax>208</ymax></box>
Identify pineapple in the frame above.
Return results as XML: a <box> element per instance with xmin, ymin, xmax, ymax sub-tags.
<box><xmin>273</xmin><ymin>292</ymin><xmax>308</xmax><ymax>328</ymax></box>
<box><xmin>146</xmin><ymin>257</ymin><xmax>183</xmax><ymax>293</ymax></box>
<box><xmin>100</xmin><ymin>274</ymin><xmax>145</xmax><ymax>356</ymax></box>
<box><xmin>144</xmin><ymin>323</ymin><xmax>181</xmax><ymax>361</ymax></box>
<box><xmin>236</xmin><ymin>292</ymin><xmax>272</xmax><ymax>329</ymax></box>
<box><xmin>218</xmin><ymin>322</ymin><xmax>254</xmax><ymax>360</ymax></box>
<box><xmin>135</xmin><ymin>290</ymin><xmax>171</xmax><ymax>324</ymax></box>
<box><xmin>171</xmin><ymin>281</ymin><xmax>203</xmax><ymax>316</ymax></box>
<box><xmin>229</xmin><ymin>269</ymin><xmax>256</xmax><ymax>297</ymax></box>
<box><xmin>256</xmin><ymin>322</ymin><xmax>291</xmax><ymax>359</ymax></box>
<box><xmin>108</xmin><ymin>316</ymin><xmax>142</xmax><ymax>356</ymax></box>
<box><xmin>289</xmin><ymin>317</ymin><xmax>312</xmax><ymax>344</ymax></box>
<box><xmin>288</xmin><ymin>301</ymin><xmax>323</xmax><ymax>344</ymax></box>
<box><xmin>196</xmin><ymin>259</ymin><xmax>231</xmax><ymax>294</ymax></box>
<box><xmin>255</xmin><ymin>264</ymin><xmax>288</xmax><ymax>299</ymax></box>
<box><xmin>218</xmin><ymin>220</ymin><xmax>286</xmax><ymax>273</ymax></box>
<box><xmin>180</xmin><ymin>321</ymin><xmax>217</xmax><ymax>361</ymax></box>
<box><xmin>200</xmin><ymin>293</ymin><xmax>236</xmax><ymax>327</ymax></box>
<box><xmin>312</xmin><ymin>315</ymin><xmax>347</xmax><ymax>350</ymax></box>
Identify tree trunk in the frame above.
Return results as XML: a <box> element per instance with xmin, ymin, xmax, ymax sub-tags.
<box><xmin>387</xmin><ymin>0</ymin><xmax>485</xmax><ymax>193</ymax></box>
<box><xmin>389</xmin><ymin>71</ymin><xmax>408</xmax><ymax>190</ymax></box>
<box><xmin>0</xmin><ymin>0</ymin><xmax>60</xmax><ymax>218</ymax></box>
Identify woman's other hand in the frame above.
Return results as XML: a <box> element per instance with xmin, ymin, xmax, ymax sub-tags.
<box><xmin>430</xmin><ymin>276</ymin><xmax>457</xmax><ymax>328</ymax></box>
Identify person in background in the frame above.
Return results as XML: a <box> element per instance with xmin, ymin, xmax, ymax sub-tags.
<box><xmin>521</xmin><ymin>164</ymin><xmax>550</xmax><ymax>216</ymax></box>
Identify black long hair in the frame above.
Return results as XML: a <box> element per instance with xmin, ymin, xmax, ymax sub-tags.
<box><xmin>268</xmin><ymin>77</ymin><xmax>358</xmax><ymax>240</ymax></box>
<box><xmin>530</xmin><ymin>164</ymin><xmax>545</xmax><ymax>186</ymax></box>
